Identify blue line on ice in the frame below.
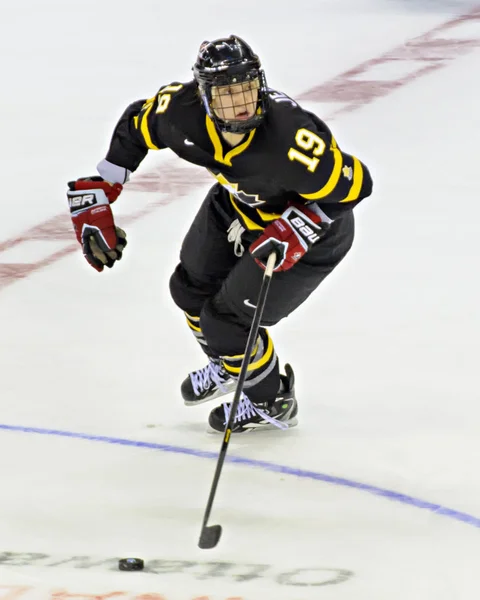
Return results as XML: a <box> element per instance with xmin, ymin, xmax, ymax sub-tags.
<box><xmin>2</xmin><ymin>423</ymin><xmax>479</xmax><ymax>529</ymax></box>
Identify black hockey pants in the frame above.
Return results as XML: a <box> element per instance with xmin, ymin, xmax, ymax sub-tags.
<box><xmin>170</xmin><ymin>184</ymin><xmax>355</xmax><ymax>404</ymax></box>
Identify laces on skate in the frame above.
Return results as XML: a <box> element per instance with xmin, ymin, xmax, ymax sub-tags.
<box><xmin>190</xmin><ymin>361</ymin><xmax>229</xmax><ymax>396</ymax></box>
<box><xmin>222</xmin><ymin>393</ymin><xmax>289</xmax><ymax>430</ymax></box>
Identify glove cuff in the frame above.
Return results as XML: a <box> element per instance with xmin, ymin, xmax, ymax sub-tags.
<box><xmin>97</xmin><ymin>159</ymin><xmax>131</xmax><ymax>184</ymax></box>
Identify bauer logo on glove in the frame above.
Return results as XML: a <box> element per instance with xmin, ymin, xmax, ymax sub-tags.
<box><xmin>249</xmin><ymin>203</ymin><xmax>329</xmax><ymax>272</ymax></box>
<box><xmin>289</xmin><ymin>215</ymin><xmax>321</xmax><ymax>244</ymax></box>
<box><xmin>68</xmin><ymin>193</ymin><xmax>98</xmax><ymax>211</ymax></box>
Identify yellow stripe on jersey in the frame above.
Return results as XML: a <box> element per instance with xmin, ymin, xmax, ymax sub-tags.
<box><xmin>256</xmin><ymin>207</ymin><xmax>281</xmax><ymax>221</ymax></box>
<box><xmin>230</xmin><ymin>196</ymin><xmax>264</xmax><ymax>231</ymax></box>
<box><xmin>206</xmin><ymin>116</ymin><xmax>256</xmax><ymax>166</ymax></box>
<box><xmin>140</xmin><ymin>99</ymin><xmax>160</xmax><ymax>150</ymax></box>
<box><xmin>206</xmin><ymin>115</ymin><xmax>224</xmax><ymax>163</ymax></box>
<box><xmin>299</xmin><ymin>145</ymin><xmax>343</xmax><ymax>200</ymax></box>
<box><xmin>225</xmin><ymin>129</ymin><xmax>256</xmax><ymax>165</ymax></box>
<box><xmin>340</xmin><ymin>156</ymin><xmax>364</xmax><ymax>203</ymax></box>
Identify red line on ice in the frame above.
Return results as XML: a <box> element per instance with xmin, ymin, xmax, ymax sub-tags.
<box><xmin>1</xmin><ymin>6</ymin><xmax>479</xmax><ymax>291</ymax></box>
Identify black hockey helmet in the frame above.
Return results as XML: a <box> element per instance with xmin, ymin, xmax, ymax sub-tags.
<box><xmin>193</xmin><ymin>35</ymin><xmax>269</xmax><ymax>134</ymax></box>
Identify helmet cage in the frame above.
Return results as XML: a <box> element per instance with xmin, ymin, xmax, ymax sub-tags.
<box><xmin>199</xmin><ymin>69</ymin><xmax>268</xmax><ymax>134</ymax></box>
<box><xmin>193</xmin><ymin>37</ymin><xmax>269</xmax><ymax>134</ymax></box>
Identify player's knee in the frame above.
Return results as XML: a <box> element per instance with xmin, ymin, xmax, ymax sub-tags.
<box><xmin>169</xmin><ymin>264</ymin><xmax>197</xmax><ymax>312</ymax></box>
<box><xmin>170</xmin><ymin>263</ymin><xmax>225</xmax><ymax>314</ymax></box>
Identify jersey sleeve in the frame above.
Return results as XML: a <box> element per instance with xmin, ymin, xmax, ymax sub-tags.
<box><xmin>103</xmin><ymin>83</ymin><xmax>186</xmax><ymax>172</ymax></box>
<box><xmin>285</xmin><ymin>111</ymin><xmax>373</xmax><ymax>215</ymax></box>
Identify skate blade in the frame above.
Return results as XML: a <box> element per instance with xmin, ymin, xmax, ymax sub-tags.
<box><xmin>206</xmin><ymin>417</ymin><xmax>298</xmax><ymax>434</ymax></box>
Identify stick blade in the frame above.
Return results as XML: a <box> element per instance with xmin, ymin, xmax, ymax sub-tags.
<box><xmin>198</xmin><ymin>524</ymin><xmax>222</xmax><ymax>549</ymax></box>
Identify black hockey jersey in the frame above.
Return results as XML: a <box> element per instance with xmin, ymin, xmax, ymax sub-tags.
<box><xmin>104</xmin><ymin>80</ymin><xmax>373</xmax><ymax>230</ymax></box>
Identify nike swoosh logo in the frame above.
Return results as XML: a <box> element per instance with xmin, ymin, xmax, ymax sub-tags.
<box><xmin>244</xmin><ymin>299</ymin><xmax>257</xmax><ymax>309</ymax></box>
<box><xmin>184</xmin><ymin>139</ymin><xmax>194</xmax><ymax>146</ymax></box>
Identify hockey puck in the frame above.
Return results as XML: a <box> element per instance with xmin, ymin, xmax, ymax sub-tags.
<box><xmin>118</xmin><ymin>557</ymin><xmax>144</xmax><ymax>571</ymax></box>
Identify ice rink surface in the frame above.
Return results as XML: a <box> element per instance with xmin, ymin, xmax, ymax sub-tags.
<box><xmin>1</xmin><ymin>0</ymin><xmax>480</xmax><ymax>598</ymax></box>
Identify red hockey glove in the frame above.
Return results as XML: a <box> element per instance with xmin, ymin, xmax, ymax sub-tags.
<box><xmin>67</xmin><ymin>176</ymin><xmax>127</xmax><ymax>272</ymax></box>
<box><xmin>250</xmin><ymin>203</ymin><xmax>329</xmax><ymax>272</ymax></box>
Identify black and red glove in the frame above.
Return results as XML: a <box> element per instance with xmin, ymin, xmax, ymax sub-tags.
<box><xmin>67</xmin><ymin>176</ymin><xmax>127</xmax><ymax>272</ymax></box>
<box><xmin>250</xmin><ymin>203</ymin><xmax>329</xmax><ymax>271</ymax></box>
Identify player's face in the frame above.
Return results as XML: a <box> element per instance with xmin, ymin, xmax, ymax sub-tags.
<box><xmin>211</xmin><ymin>79</ymin><xmax>260</xmax><ymax>123</ymax></box>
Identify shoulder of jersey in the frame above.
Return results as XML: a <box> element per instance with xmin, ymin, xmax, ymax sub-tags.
<box><xmin>265</xmin><ymin>89</ymin><xmax>318</xmax><ymax>145</ymax></box>
<box><xmin>267</xmin><ymin>87</ymin><xmax>304</xmax><ymax>111</ymax></box>
<box><xmin>267</xmin><ymin>88</ymin><xmax>315</xmax><ymax>127</ymax></box>
<box><xmin>159</xmin><ymin>80</ymin><xmax>197</xmax><ymax>103</ymax></box>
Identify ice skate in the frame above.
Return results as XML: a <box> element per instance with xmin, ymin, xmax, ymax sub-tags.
<box><xmin>181</xmin><ymin>359</ymin><xmax>237</xmax><ymax>406</ymax></box>
<box><xmin>208</xmin><ymin>364</ymin><xmax>298</xmax><ymax>433</ymax></box>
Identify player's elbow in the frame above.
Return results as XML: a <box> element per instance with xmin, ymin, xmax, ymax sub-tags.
<box><xmin>359</xmin><ymin>162</ymin><xmax>373</xmax><ymax>200</ymax></box>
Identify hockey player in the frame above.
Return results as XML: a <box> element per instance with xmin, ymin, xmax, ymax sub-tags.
<box><xmin>67</xmin><ymin>35</ymin><xmax>373</xmax><ymax>433</ymax></box>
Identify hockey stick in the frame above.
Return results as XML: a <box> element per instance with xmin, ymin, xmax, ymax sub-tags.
<box><xmin>198</xmin><ymin>251</ymin><xmax>277</xmax><ymax>550</ymax></box>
